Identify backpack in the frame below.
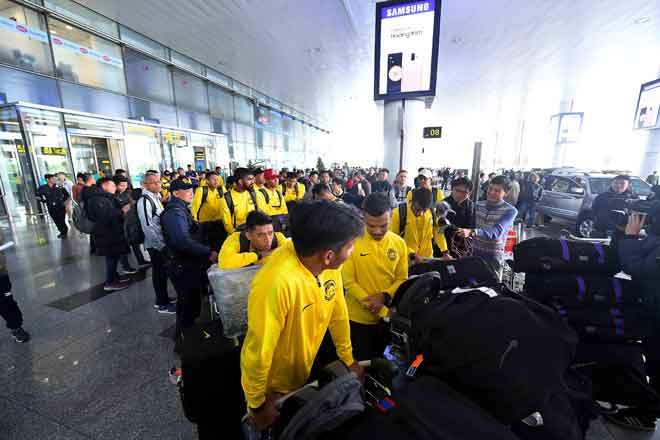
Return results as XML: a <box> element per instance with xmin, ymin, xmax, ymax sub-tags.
<box><xmin>398</xmin><ymin>202</ymin><xmax>408</xmax><ymax>237</ymax></box>
<box><xmin>224</xmin><ymin>189</ymin><xmax>258</xmax><ymax>229</ymax></box>
<box><xmin>124</xmin><ymin>195</ymin><xmax>157</xmax><ymax>245</ymax></box>
<box><xmin>72</xmin><ymin>200</ymin><xmax>95</xmax><ymax>234</ymax></box>
<box><xmin>513</xmin><ymin>237</ymin><xmax>620</xmax><ymax>275</ymax></box>
<box><xmin>196</xmin><ymin>186</ymin><xmax>223</xmax><ymax>220</ymax></box>
<box><xmin>281</xmin><ymin>182</ymin><xmax>299</xmax><ymax>199</ymax></box>
<box><xmin>238</xmin><ymin>231</ymin><xmax>278</xmax><ymax>253</ymax></box>
<box><xmin>409</xmin><ymin>256</ymin><xmax>499</xmax><ymax>290</ymax></box>
<box><xmin>395</xmin><ymin>275</ymin><xmax>578</xmax><ymax>426</ymax></box>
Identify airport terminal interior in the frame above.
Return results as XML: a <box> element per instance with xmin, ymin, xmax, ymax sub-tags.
<box><xmin>1</xmin><ymin>0</ymin><xmax>660</xmax><ymax>439</ymax></box>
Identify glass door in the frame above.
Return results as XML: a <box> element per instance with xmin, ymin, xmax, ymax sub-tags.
<box><xmin>123</xmin><ymin>123</ymin><xmax>164</xmax><ymax>188</ymax></box>
<box><xmin>0</xmin><ymin>107</ymin><xmax>39</xmax><ymax>217</ymax></box>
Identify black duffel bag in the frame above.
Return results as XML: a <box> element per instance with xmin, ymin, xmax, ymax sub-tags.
<box><xmin>574</xmin><ymin>342</ymin><xmax>660</xmax><ymax>410</ymax></box>
<box><xmin>179</xmin><ymin>320</ymin><xmax>245</xmax><ymax>438</ymax></box>
<box><xmin>550</xmin><ymin>303</ymin><xmax>654</xmax><ymax>342</ymax></box>
<box><xmin>396</xmin><ymin>280</ymin><xmax>579</xmax><ymax>428</ymax></box>
<box><xmin>524</xmin><ymin>274</ymin><xmax>645</xmax><ymax>308</ymax></box>
<box><xmin>409</xmin><ymin>256</ymin><xmax>499</xmax><ymax>289</ymax></box>
<box><xmin>320</xmin><ymin>375</ymin><xmax>520</xmax><ymax>440</ymax></box>
<box><xmin>513</xmin><ymin>237</ymin><xmax>620</xmax><ymax>274</ymax></box>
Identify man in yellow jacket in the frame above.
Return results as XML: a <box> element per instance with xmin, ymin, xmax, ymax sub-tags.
<box><xmin>343</xmin><ymin>193</ymin><xmax>408</xmax><ymax>360</ymax></box>
<box><xmin>241</xmin><ymin>200</ymin><xmax>365</xmax><ymax>431</ymax></box>
<box><xmin>258</xmin><ymin>169</ymin><xmax>289</xmax><ymax>235</ymax></box>
<box><xmin>220</xmin><ymin>168</ymin><xmax>268</xmax><ymax>234</ymax></box>
<box><xmin>190</xmin><ymin>172</ymin><xmax>226</xmax><ymax>251</ymax></box>
<box><xmin>282</xmin><ymin>171</ymin><xmax>305</xmax><ymax>206</ymax></box>
<box><xmin>218</xmin><ymin>210</ymin><xmax>287</xmax><ymax>270</ymax></box>
<box><xmin>406</xmin><ymin>169</ymin><xmax>448</xmax><ymax>254</ymax></box>
<box><xmin>391</xmin><ymin>188</ymin><xmax>434</xmax><ymax>264</ymax></box>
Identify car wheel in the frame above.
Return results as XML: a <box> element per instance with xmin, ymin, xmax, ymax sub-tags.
<box><xmin>577</xmin><ymin>217</ymin><xmax>595</xmax><ymax>238</ymax></box>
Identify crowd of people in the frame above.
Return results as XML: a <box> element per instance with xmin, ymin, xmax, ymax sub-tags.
<box><xmin>4</xmin><ymin>160</ymin><xmax>660</xmax><ymax>435</ymax></box>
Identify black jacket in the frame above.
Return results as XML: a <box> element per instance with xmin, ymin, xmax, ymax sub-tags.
<box><xmin>37</xmin><ymin>184</ymin><xmax>69</xmax><ymax>209</ymax></box>
<box><xmin>84</xmin><ymin>186</ymin><xmax>129</xmax><ymax>257</ymax></box>
<box><xmin>160</xmin><ymin>196</ymin><xmax>210</xmax><ymax>261</ymax></box>
<box><xmin>592</xmin><ymin>189</ymin><xmax>636</xmax><ymax>234</ymax></box>
<box><xmin>618</xmin><ymin>234</ymin><xmax>660</xmax><ymax>311</ymax></box>
<box><xmin>444</xmin><ymin>195</ymin><xmax>475</xmax><ymax>229</ymax></box>
<box><xmin>519</xmin><ymin>181</ymin><xmax>543</xmax><ymax>203</ymax></box>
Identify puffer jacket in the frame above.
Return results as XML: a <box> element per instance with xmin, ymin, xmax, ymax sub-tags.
<box><xmin>84</xmin><ymin>186</ymin><xmax>129</xmax><ymax>257</ymax></box>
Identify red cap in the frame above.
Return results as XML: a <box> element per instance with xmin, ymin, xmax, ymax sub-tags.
<box><xmin>264</xmin><ymin>169</ymin><xmax>279</xmax><ymax>180</ymax></box>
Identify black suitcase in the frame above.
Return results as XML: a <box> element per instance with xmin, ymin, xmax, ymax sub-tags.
<box><xmin>179</xmin><ymin>320</ymin><xmax>245</xmax><ymax>438</ymax></box>
<box><xmin>320</xmin><ymin>375</ymin><xmax>520</xmax><ymax>440</ymax></box>
<box><xmin>524</xmin><ymin>274</ymin><xmax>645</xmax><ymax>309</ymax></box>
<box><xmin>550</xmin><ymin>303</ymin><xmax>654</xmax><ymax>342</ymax></box>
<box><xmin>513</xmin><ymin>238</ymin><xmax>620</xmax><ymax>274</ymax></box>
<box><xmin>574</xmin><ymin>342</ymin><xmax>659</xmax><ymax>409</ymax></box>
<box><xmin>409</xmin><ymin>256</ymin><xmax>499</xmax><ymax>289</ymax></box>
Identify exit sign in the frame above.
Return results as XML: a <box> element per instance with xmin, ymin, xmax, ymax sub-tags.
<box><xmin>423</xmin><ymin>126</ymin><xmax>442</xmax><ymax>138</ymax></box>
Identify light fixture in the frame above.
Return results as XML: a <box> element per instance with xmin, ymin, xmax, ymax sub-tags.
<box><xmin>65</xmin><ymin>24</ymin><xmax>73</xmax><ymax>30</ymax></box>
<box><xmin>51</xmin><ymin>30</ymin><xmax>57</xmax><ymax>34</ymax></box>
<box><xmin>634</xmin><ymin>16</ymin><xmax>651</xmax><ymax>24</ymax></box>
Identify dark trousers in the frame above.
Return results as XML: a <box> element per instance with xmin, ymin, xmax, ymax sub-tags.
<box><xmin>518</xmin><ymin>201</ymin><xmax>537</xmax><ymax>227</ymax></box>
<box><xmin>48</xmin><ymin>205</ymin><xmax>68</xmax><ymax>235</ymax></box>
<box><xmin>199</xmin><ymin>221</ymin><xmax>227</xmax><ymax>253</ymax></box>
<box><xmin>0</xmin><ymin>275</ymin><xmax>22</xmax><ymax>330</ymax></box>
<box><xmin>131</xmin><ymin>244</ymin><xmax>147</xmax><ymax>264</ymax></box>
<box><xmin>105</xmin><ymin>255</ymin><xmax>120</xmax><ymax>284</ymax></box>
<box><xmin>147</xmin><ymin>248</ymin><xmax>170</xmax><ymax>306</ymax></box>
<box><xmin>349</xmin><ymin>321</ymin><xmax>389</xmax><ymax>361</ymax></box>
<box><xmin>169</xmin><ymin>259</ymin><xmax>207</xmax><ymax>337</ymax></box>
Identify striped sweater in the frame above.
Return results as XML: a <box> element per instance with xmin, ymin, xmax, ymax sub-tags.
<box><xmin>472</xmin><ymin>200</ymin><xmax>518</xmax><ymax>262</ymax></box>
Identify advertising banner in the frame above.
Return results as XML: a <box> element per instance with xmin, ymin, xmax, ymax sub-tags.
<box><xmin>374</xmin><ymin>0</ymin><xmax>441</xmax><ymax>100</ymax></box>
<box><xmin>634</xmin><ymin>79</ymin><xmax>660</xmax><ymax>130</ymax></box>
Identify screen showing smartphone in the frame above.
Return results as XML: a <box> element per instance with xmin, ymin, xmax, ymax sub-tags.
<box><xmin>387</xmin><ymin>52</ymin><xmax>403</xmax><ymax>93</ymax></box>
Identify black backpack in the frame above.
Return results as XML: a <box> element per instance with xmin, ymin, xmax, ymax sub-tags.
<box><xmin>513</xmin><ymin>237</ymin><xmax>620</xmax><ymax>274</ymax></box>
<box><xmin>124</xmin><ymin>196</ymin><xmax>157</xmax><ymax>245</ymax></box>
<box><xmin>409</xmin><ymin>256</ymin><xmax>499</xmax><ymax>289</ymax></box>
<box><xmin>224</xmin><ymin>189</ymin><xmax>258</xmax><ymax>229</ymax></box>
<box><xmin>72</xmin><ymin>200</ymin><xmax>95</xmax><ymax>234</ymax></box>
<box><xmin>395</xmin><ymin>275</ymin><xmax>578</xmax><ymax>426</ymax></box>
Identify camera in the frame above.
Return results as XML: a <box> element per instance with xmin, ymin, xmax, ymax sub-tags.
<box><xmin>611</xmin><ymin>187</ymin><xmax>660</xmax><ymax>235</ymax></box>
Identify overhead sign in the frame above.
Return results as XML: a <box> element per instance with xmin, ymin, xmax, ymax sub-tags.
<box><xmin>40</xmin><ymin>146</ymin><xmax>67</xmax><ymax>156</ymax></box>
<box><xmin>374</xmin><ymin>0</ymin><xmax>441</xmax><ymax>100</ymax></box>
<box><xmin>423</xmin><ymin>126</ymin><xmax>442</xmax><ymax>138</ymax></box>
<box><xmin>194</xmin><ymin>151</ymin><xmax>206</xmax><ymax>160</ymax></box>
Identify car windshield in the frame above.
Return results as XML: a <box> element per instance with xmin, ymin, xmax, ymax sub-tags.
<box><xmin>587</xmin><ymin>178</ymin><xmax>611</xmax><ymax>195</ymax></box>
<box><xmin>588</xmin><ymin>177</ymin><xmax>652</xmax><ymax>196</ymax></box>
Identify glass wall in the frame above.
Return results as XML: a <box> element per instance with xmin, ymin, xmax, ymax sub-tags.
<box><xmin>60</xmin><ymin>81</ymin><xmax>129</xmax><ymax>118</ymax></box>
<box><xmin>124</xmin><ymin>47</ymin><xmax>173</xmax><ymax>104</ymax></box>
<box><xmin>173</xmin><ymin>68</ymin><xmax>208</xmax><ymax>113</ymax></box>
<box><xmin>171</xmin><ymin>50</ymin><xmax>203</xmax><ymax>75</ymax></box>
<box><xmin>49</xmin><ymin>18</ymin><xmax>126</xmax><ymax>94</ymax></box>
<box><xmin>0</xmin><ymin>0</ymin><xmax>53</xmax><ymax>74</ymax></box>
<box><xmin>43</xmin><ymin>0</ymin><xmax>118</xmax><ymax>37</ymax></box>
<box><xmin>19</xmin><ymin>106</ymin><xmax>72</xmax><ymax>184</ymax></box>
<box><xmin>124</xmin><ymin>123</ymin><xmax>163</xmax><ymax>187</ymax></box>
<box><xmin>119</xmin><ymin>26</ymin><xmax>168</xmax><ymax>59</ymax></box>
<box><xmin>162</xmin><ymin>129</ymin><xmax>190</xmax><ymax>169</ymax></box>
<box><xmin>128</xmin><ymin>97</ymin><xmax>177</xmax><ymax>127</ymax></box>
<box><xmin>0</xmin><ymin>65</ymin><xmax>60</xmax><ymax>106</ymax></box>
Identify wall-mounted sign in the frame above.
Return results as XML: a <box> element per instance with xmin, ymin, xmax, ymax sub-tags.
<box><xmin>40</xmin><ymin>146</ymin><xmax>67</xmax><ymax>156</ymax></box>
<box><xmin>374</xmin><ymin>0</ymin><xmax>442</xmax><ymax>100</ymax></box>
<box><xmin>423</xmin><ymin>126</ymin><xmax>442</xmax><ymax>138</ymax></box>
<box><xmin>16</xmin><ymin>144</ymin><xmax>25</xmax><ymax>154</ymax></box>
<box><xmin>194</xmin><ymin>151</ymin><xmax>206</xmax><ymax>160</ymax></box>
<box><xmin>634</xmin><ymin>78</ymin><xmax>660</xmax><ymax>130</ymax></box>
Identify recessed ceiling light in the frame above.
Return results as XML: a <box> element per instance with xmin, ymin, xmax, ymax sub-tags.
<box><xmin>65</xmin><ymin>25</ymin><xmax>73</xmax><ymax>30</ymax></box>
<box><xmin>634</xmin><ymin>16</ymin><xmax>651</xmax><ymax>24</ymax></box>
<box><xmin>51</xmin><ymin>30</ymin><xmax>57</xmax><ymax>34</ymax></box>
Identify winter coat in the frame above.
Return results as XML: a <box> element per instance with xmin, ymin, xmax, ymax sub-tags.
<box><xmin>84</xmin><ymin>186</ymin><xmax>129</xmax><ymax>257</ymax></box>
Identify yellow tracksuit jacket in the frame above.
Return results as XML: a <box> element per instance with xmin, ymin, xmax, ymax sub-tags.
<box><xmin>406</xmin><ymin>188</ymin><xmax>448</xmax><ymax>252</ymax></box>
<box><xmin>220</xmin><ymin>189</ymin><xmax>268</xmax><ymax>233</ymax></box>
<box><xmin>218</xmin><ymin>231</ymin><xmax>287</xmax><ymax>270</ymax></box>
<box><xmin>389</xmin><ymin>202</ymin><xmax>434</xmax><ymax>259</ymax></box>
<box><xmin>241</xmin><ymin>240</ymin><xmax>354</xmax><ymax>409</ymax></box>
<box><xmin>343</xmin><ymin>231</ymin><xmax>409</xmax><ymax>325</ymax></box>
<box><xmin>259</xmin><ymin>187</ymin><xmax>288</xmax><ymax>216</ymax></box>
<box><xmin>190</xmin><ymin>186</ymin><xmax>225</xmax><ymax>222</ymax></box>
<box><xmin>282</xmin><ymin>182</ymin><xmax>306</xmax><ymax>203</ymax></box>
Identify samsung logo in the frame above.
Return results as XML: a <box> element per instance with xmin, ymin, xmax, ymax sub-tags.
<box><xmin>384</xmin><ymin>1</ymin><xmax>432</xmax><ymax>18</ymax></box>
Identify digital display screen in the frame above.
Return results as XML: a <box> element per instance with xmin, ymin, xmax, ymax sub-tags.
<box><xmin>374</xmin><ymin>0</ymin><xmax>441</xmax><ymax>100</ymax></box>
<box><xmin>634</xmin><ymin>79</ymin><xmax>660</xmax><ymax>130</ymax></box>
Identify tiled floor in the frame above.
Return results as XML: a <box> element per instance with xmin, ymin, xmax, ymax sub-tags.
<box><xmin>0</xmin><ymin>216</ymin><xmax>659</xmax><ymax>439</ymax></box>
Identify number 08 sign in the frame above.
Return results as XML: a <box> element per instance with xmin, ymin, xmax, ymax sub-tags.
<box><xmin>374</xmin><ymin>0</ymin><xmax>442</xmax><ymax>101</ymax></box>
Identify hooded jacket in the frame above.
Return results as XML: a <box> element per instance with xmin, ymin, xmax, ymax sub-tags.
<box><xmin>84</xmin><ymin>186</ymin><xmax>129</xmax><ymax>257</ymax></box>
